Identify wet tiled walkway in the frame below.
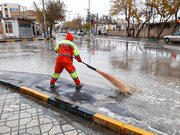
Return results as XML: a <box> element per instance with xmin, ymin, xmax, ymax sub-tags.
<box><xmin>0</xmin><ymin>85</ymin><xmax>113</xmax><ymax>135</ymax></box>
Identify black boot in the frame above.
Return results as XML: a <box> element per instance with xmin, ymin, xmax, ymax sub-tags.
<box><xmin>76</xmin><ymin>83</ymin><xmax>83</xmax><ymax>89</ymax></box>
<box><xmin>50</xmin><ymin>83</ymin><xmax>55</xmax><ymax>88</ymax></box>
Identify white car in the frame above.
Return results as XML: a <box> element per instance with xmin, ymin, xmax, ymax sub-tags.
<box><xmin>164</xmin><ymin>31</ymin><xmax>180</xmax><ymax>43</ymax></box>
<box><xmin>77</xmin><ymin>30</ymin><xmax>84</xmax><ymax>36</ymax></box>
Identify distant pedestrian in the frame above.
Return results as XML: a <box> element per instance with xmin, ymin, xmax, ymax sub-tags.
<box><xmin>46</xmin><ymin>32</ymin><xmax>49</xmax><ymax>39</ymax></box>
<box><xmin>50</xmin><ymin>32</ymin><xmax>83</xmax><ymax>89</ymax></box>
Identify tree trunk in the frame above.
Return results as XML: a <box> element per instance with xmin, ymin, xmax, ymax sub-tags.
<box><xmin>172</xmin><ymin>13</ymin><xmax>178</xmax><ymax>34</ymax></box>
<box><xmin>157</xmin><ymin>16</ymin><xmax>171</xmax><ymax>39</ymax></box>
<box><xmin>157</xmin><ymin>23</ymin><xmax>165</xmax><ymax>39</ymax></box>
<box><xmin>126</xmin><ymin>19</ymin><xmax>131</xmax><ymax>37</ymax></box>
<box><xmin>135</xmin><ymin>20</ymin><xmax>148</xmax><ymax>37</ymax></box>
<box><xmin>157</xmin><ymin>29</ymin><xmax>163</xmax><ymax>39</ymax></box>
<box><xmin>131</xmin><ymin>19</ymin><xmax>135</xmax><ymax>37</ymax></box>
<box><xmin>172</xmin><ymin>23</ymin><xmax>179</xmax><ymax>34</ymax></box>
<box><xmin>147</xmin><ymin>20</ymin><xmax>150</xmax><ymax>38</ymax></box>
<box><xmin>132</xmin><ymin>29</ymin><xmax>135</xmax><ymax>37</ymax></box>
<box><xmin>50</xmin><ymin>24</ymin><xmax>53</xmax><ymax>38</ymax></box>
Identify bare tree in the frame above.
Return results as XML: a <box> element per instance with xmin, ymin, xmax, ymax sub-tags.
<box><xmin>171</xmin><ymin>0</ymin><xmax>180</xmax><ymax>34</ymax></box>
<box><xmin>148</xmin><ymin>0</ymin><xmax>180</xmax><ymax>38</ymax></box>
<box><xmin>62</xmin><ymin>21</ymin><xmax>71</xmax><ymax>32</ymax></box>
<box><xmin>133</xmin><ymin>1</ymin><xmax>153</xmax><ymax>37</ymax></box>
<box><xmin>110</xmin><ymin>0</ymin><xmax>136</xmax><ymax>37</ymax></box>
<box><xmin>34</xmin><ymin>0</ymin><xmax>66</xmax><ymax>37</ymax></box>
<box><xmin>71</xmin><ymin>18</ymin><xmax>82</xmax><ymax>32</ymax></box>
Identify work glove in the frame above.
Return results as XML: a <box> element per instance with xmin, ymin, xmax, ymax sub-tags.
<box><xmin>75</xmin><ymin>56</ymin><xmax>82</xmax><ymax>62</ymax></box>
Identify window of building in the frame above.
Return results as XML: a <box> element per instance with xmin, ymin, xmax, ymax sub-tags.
<box><xmin>10</xmin><ymin>8</ymin><xmax>19</xmax><ymax>12</ymax></box>
<box><xmin>5</xmin><ymin>8</ymin><xmax>8</xmax><ymax>11</ymax></box>
<box><xmin>19</xmin><ymin>23</ymin><xmax>31</xmax><ymax>28</ymax></box>
<box><xmin>5</xmin><ymin>22</ymin><xmax>13</xmax><ymax>33</ymax></box>
<box><xmin>6</xmin><ymin>14</ymin><xmax>8</xmax><ymax>18</ymax></box>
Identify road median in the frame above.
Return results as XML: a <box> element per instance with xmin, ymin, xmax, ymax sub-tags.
<box><xmin>0</xmin><ymin>38</ymin><xmax>55</xmax><ymax>43</ymax></box>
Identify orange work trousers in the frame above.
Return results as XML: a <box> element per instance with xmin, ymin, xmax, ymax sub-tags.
<box><xmin>50</xmin><ymin>63</ymin><xmax>80</xmax><ymax>85</ymax></box>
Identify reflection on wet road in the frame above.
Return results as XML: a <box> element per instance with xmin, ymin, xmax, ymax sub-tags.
<box><xmin>0</xmin><ymin>34</ymin><xmax>180</xmax><ymax>135</ymax></box>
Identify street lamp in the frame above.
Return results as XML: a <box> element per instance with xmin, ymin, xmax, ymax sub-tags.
<box><xmin>42</xmin><ymin>0</ymin><xmax>47</xmax><ymax>38</ymax></box>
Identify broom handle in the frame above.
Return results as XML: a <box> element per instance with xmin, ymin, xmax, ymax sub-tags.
<box><xmin>81</xmin><ymin>62</ymin><xmax>97</xmax><ymax>71</ymax></box>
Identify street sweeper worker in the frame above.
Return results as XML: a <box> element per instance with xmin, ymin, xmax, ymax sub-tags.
<box><xmin>50</xmin><ymin>32</ymin><xmax>83</xmax><ymax>89</ymax></box>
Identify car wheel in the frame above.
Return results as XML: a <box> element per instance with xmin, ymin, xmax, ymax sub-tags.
<box><xmin>164</xmin><ymin>38</ymin><xmax>169</xmax><ymax>43</ymax></box>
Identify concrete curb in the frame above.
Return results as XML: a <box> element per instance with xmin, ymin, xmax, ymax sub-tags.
<box><xmin>0</xmin><ymin>80</ymin><xmax>156</xmax><ymax>135</ymax></box>
<box><xmin>0</xmin><ymin>38</ymin><xmax>55</xmax><ymax>43</ymax></box>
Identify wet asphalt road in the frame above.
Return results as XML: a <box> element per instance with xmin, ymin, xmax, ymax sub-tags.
<box><xmin>0</xmin><ymin>33</ymin><xmax>180</xmax><ymax>135</ymax></box>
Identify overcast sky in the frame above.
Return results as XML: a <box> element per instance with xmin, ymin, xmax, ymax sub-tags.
<box><xmin>0</xmin><ymin>0</ymin><xmax>111</xmax><ymax>20</ymax></box>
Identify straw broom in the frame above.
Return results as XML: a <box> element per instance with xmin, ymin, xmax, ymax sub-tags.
<box><xmin>81</xmin><ymin>62</ymin><xmax>131</xmax><ymax>95</ymax></box>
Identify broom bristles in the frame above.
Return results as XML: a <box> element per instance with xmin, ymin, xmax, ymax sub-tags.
<box><xmin>96</xmin><ymin>69</ymin><xmax>131</xmax><ymax>95</ymax></box>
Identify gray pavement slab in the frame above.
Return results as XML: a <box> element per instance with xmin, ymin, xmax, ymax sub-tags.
<box><xmin>0</xmin><ymin>84</ymin><xmax>116</xmax><ymax>135</ymax></box>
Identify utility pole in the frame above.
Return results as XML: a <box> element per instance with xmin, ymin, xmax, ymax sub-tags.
<box><xmin>88</xmin><ymin>0</ymin><xmax>90</xmax><ymax>37</ymax></box>
<box><xmin>42</xmin><ymin>0</ymin><xmax>47</xmax><ymax>38</ymax></box>
<box><xmin>76</xmin><ymin>13</ymin><xmax>81</xmax><ymax>32</ymax></box>
<box><xmin>76</xmin><ymin>13</ymin><xmax>80</xmax><ymax>18</ymax></box>
<box><xmin>96</xmin><ymin>13</ymin><xmax>98</xmax><ymax>35</ymax></box>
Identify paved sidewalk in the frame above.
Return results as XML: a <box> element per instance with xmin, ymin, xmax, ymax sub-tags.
<box><xmin>0</xmin><ymin>85</ymin><xmax>114</xmax><ymax>135</ymax></box>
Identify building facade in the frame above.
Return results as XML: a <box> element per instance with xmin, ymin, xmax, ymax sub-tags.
<box><xmin>1</xmin><ymin>3</ymin><xmax>27</xmax><ymax>18</ymax></box>
<box><xmin>0</xmin><ymin>3</ymin><xmax>41</xmax><ymax>39</ymax></box>
<box><xmin>1</xmin><ymin>18</ymin><xmax>33</xmax><ymax>39</ymax></box>
<box><xmin>10</xmin><ymin>10</ymin><xmax>36</xmax><ymax>19</ymax></box>
<box><xmin>96</xmin><ymin>23</ymin><xmax>117</xmax><ymax>35</ymax></box>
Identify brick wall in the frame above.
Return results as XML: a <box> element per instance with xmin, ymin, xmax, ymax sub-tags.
<box><xmin>108</xmin><ymin>22</ymin><xmax>179</xmax><ymax>39</ymax></box>
<box><xmin>11</xmin><ymin>11</ymin><xmax>36</xmax><ymax>20</ymax></box>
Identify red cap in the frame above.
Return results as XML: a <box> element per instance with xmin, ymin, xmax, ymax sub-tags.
<box><xmin>66</xmin><ymin>32</ymin><xmax>74</xmax><ymax>41</ymax></box>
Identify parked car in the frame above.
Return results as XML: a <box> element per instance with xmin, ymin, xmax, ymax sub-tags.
<box><xmin>77</xmin><ymin>30</ymin><xmax>84</xmax><ymax>36</ymax></box>
<box><xmin>164</xmin><ymin>31</ymin><xmax>180</xmax><ymax>43</ymax></box>
<box><xmin>84</xmin><ymin>31</ymin><xmax>88</xmax><ymax>35</ymax></box>
<box><xmin>70</xmin><ymin>31</ymin><xmax>76</xmax><ymax>34</ymax></box>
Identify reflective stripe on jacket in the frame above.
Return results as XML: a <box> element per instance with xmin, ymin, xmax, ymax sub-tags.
<box><xmin>55</xmin><ymin>40</ymin><xmax>80</xmax><ymax>63</ymax></box>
